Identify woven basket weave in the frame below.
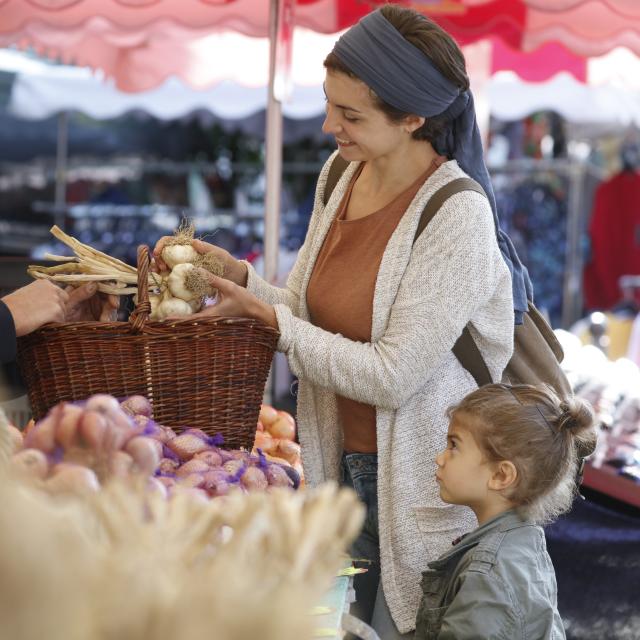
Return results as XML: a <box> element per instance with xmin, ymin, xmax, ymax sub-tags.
<box><xmin>17</xmin><ymin>246</ymin><xmax>280</xmax><ymax>450</ymax></box>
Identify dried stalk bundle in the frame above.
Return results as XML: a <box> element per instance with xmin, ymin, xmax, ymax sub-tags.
<box><xmin>27</xmin><ymin>225</ymin><xmax>157</xmax><ymax>296</ymax></box>
<box><xmin>0</xmin><ymin>419</ymin><xmax>365</xmax><ymax>640</ymax></box>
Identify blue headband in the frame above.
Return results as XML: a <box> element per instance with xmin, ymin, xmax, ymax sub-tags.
<box><xmin>333</xmin><ymin>10</ymin><xmax>533</xmax><ymax>323</ymax></box>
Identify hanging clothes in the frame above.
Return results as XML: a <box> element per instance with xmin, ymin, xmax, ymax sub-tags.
<box><xmin>584</xmin><ymin>170</ymin><xmax>640</xmax><ymax>310</ymax></box>
<box><xmin>494</xmin><ymin>173</ymin><xmax>568</xmax><ymax>328</ymax></box>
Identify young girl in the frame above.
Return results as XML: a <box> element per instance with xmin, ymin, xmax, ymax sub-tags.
<box><xmin>416</xmin><ymin>383</ymin><xmax>597</xmax><ymax>640</ymax></box>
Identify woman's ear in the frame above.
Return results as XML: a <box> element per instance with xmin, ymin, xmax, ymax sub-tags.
<box><xmin>488</xmin><ymin>461</ymin><xmax>518</xmax><ymax>492</ymax></box>
<box><xmin>404</xmin><ymin>114</ymin><xmax>425</xmax><ymax>134</ymax></box>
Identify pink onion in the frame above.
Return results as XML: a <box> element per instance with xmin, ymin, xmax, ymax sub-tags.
<box><xmin>240</xmin><ymin>466</ymin><xmax>268</xmax><ymax>492</ymax></box>
<box><xmin>157</xmin><ymin>457</ymin><xmax>179</xmax><ymax>475</ymax></box>
<box><xmin>55</xmin><ymin>404</ymin><xmax>84</xmax><ymax>450</ymax></box>
<box><xmin>120</xmin><ymin>395</ymin><xmax>152</xmax><ymax>418</ymax></box>
<box><xmin>264</xmin><ymin>464</ymin><xmax>294</xmax><ymax>488</ymax></box>
<box><xmin>167</xmin><ymin>433</ymin><xmax>210</xmax><ymax>461</ymax></box>
<box><xmin>125</xmin><ymin>437</ymin><xmax>161</xmax><ymax>475</ymax></box>
<box><xmin>193</xmin><ymin>449</ymin><xmax>223</xmax><ymax>467</ymax></box>
<box><xmin>85</xmin><ymin>394</ymin><xmax>121</xmax><ymax>414</ymax></box>
<box><xmin>175</xmin><ymin>459</ymin><xmax>210</xmax><ymax>478</ymax></box>
<box><xmin>78</xmin><ymin>411</ymin><xmax>108</xmax><ymax>451</ymax></box>
<box><xmin>108</xmin><ymin>451</ymin><xmax>134</xmax><ymax>479</ymax></box>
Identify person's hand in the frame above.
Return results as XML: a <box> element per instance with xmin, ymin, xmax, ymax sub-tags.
<box><xmin>183</xmin><ymin>270</ymin><xmax>277</xmax><ymax>329</ymax></box>
<box><xmin>64</xmin><ymin>283</ymin><xmax>120</xmax><ymax>322</ymax></box>
<box><xmin>2</xmin><ymin>280</ymin><xmax>69</xmax><ymax>337</ymax></box>
<box><xmin>152</xmin><ymin>237</ymin><xmax>248</xmax><ymax>287</ymax></box>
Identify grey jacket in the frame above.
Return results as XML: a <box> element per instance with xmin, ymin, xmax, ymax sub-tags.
<box><xmin>415</xmin><ymin>510</ymin><xmax>566</xmax><ymax>640</ymax></box>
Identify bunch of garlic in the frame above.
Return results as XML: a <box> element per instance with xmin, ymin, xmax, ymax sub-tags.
<box><xmin>148</xmin><ymin>225</ymin><xmax>224</xmax><ymax>321</ymax></box>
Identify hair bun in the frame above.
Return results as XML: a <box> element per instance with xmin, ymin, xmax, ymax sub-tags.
<box><xmin>557</xmin><ymin>398</ymin><xmax>593</xmax><ymax>433</ymax></box>
<box><xmin>556</xmin><ymin>397</ymin><xmax>597</xmax><ymax>458</ymax></box>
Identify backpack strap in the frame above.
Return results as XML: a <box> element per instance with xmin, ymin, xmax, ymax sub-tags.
<box><xmin>322</xmin><ymin>154</ymin><xmax>350</xmax><ymax>206</ymax></box>
<box><xmin>412</xmin><ymin>177</ymin><xmax>493</xmax><ymax>388</ymax></box>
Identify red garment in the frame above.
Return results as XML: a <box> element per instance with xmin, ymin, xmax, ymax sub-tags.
<box><xmin>584</xmin><ymin>171</ymin><xmax>640</xmax><ymax>310</ymax></box>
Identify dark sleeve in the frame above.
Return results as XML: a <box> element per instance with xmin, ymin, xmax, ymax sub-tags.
<box><xmin>0</xmin><ymin>300</ymin><xmax>18</xmax><ymax>365</ymax></box>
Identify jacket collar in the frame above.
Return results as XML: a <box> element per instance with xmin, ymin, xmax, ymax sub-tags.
<box><xmin>427</xmin><ymin>509</ymin><xmax>531</xmax><ymax>570</ymax></box>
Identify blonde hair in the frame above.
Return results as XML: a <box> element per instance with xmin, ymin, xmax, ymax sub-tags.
<box><xmin>449</xmin><ymin>384</ymin><xmax>597</xmax><ymax>524</ymax></box>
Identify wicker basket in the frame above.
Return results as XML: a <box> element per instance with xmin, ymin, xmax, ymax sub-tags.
<box><xmin>16</xmin><ymin>246</ymin><xmax>280</xmax><ymax>450</ymax></box>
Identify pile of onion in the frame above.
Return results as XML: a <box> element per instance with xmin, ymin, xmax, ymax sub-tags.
<box><xmin>253</xmin><ymin>405</ymin><xmax>304</xmax><ymax>486</ymax></box>
<box><xmin>10</xmin><ymin>394</ymin><xmax>166</xmax><ymax>496</ymax></box>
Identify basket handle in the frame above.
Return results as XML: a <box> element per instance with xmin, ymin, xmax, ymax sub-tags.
<box><xmin>129</xmin><ymin>245</ymin><xmax>151</xmax><ymax>333</ymax></box>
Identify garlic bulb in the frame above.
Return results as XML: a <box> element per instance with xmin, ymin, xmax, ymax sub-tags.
<box><xmin>161</xmin><ymin>244</ymin><xmax>199</xmax><ymax>269</ymax></box>
<box><xmin>148</xmin><ymin>293</ymin><xmax>163</xmax><ymax>320</ymax></box>
<box><xmin>167</xmin><ymin>263</ymin><xmax>198</xmax><ymax>302</ymax></box>
<box><xmin>156</xmin><ymin>297</ymin><xmax>194</xmax><ymax>320</ymax></box>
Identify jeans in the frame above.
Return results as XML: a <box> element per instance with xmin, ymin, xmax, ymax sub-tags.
<box><xmin>341</xmin><ymin>453</ymin><xmax>414</xmax><ymax>640</ymax></box>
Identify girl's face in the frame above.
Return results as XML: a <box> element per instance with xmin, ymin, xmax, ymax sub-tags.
<box><xmin>321</xmin><ymin>70</ymin><xmax>413</xmax><ymax>163</ymax></box>
<box><xmin>435</xmin><ymin>414</ymin><xmax>495</xmax><ymax>511</ymax></box>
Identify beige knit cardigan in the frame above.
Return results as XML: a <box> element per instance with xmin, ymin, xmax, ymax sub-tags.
<box><xmin>246</xmin><ymin>152</ymin><xmax>514</xmax><ymax>633</ymax></box>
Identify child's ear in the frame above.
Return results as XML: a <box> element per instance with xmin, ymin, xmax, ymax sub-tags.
<box><xmin>488</xmin><ymin>461</ymin><xmax>518</xmax><ymax>492</ymax></box>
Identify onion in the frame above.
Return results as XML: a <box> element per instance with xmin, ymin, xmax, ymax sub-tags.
<box><xmin>240</xmin><ymin>466</ymin><xmax>268</xmax><ymax>491</ymax></box>
<box><xmin>178</xmin><ymin>473</ymin><xmax>206</xmax><ymax>489</ymax></box>
<box><xmin>161</xmin><ymin>244</ymin><xmax>199</xmax><ymax>269</ymax></box>
<box><xmin>120</xmin><ymin>395</ymin><xmax>152</xmax><ymax>418</ymax></box>
<box><xmin>274</xmin><ymin>439</ymin><xmax>301</xmax><ymax>465</ymax></box>
<box><xmin>167</xmin><ymin>433</ymin><xmax>210</xmax><ymax>461</ymax></box>
<box><xmin>125</xmin><ymin>437</ymin><xmax>161</xmax><ymax>475</ymax></box>
<box><xmin>202</xmin><ymin>469</ymin><xmax>230</xmax><ymax>497</ymax></box>
<box><xmin>85</xmin><ymin>394</ymin><xmax>121</xmax><ymax>415</ymax></box>
<box><xmin>175</xmin><ymin>459</ymin><xmax>210</xmax><ymax>478</ymax></box>
<box><xmin>259</xmin><ymin>404</ymin><xmax>279</xmax><ymax>427</ymax></box>
<box><xmin>108</xmin><ymin>451</ymin><xmax>134</xmax><ymax>478</ymax></box>
<box><xmin>55</xmin><ymin>404</ymin><xmax>84</xmax><ymax>450</ymax></box>
<box><xmin>264</xmin><ymin>463</ymin><xmax>294</xmax><ymax>488</ymax></box>
<box><xmin>222</xmin><ymin>459</ymin><xmax>245</xmax><ymax>477</ymax></box>
<box><xmin>267</xmin><ymin>415</ymin><xmax>296</xmax><ymax>441</ymax></box>
<box><xmin>158</xmin><ymin>458</ymin><xmax>180</xmax><ymax>475</ymax></box>
<box><xmin>10</xmin><ymin>448</ymin><xmax>49</xmax><ymax>480</ymax></box>
<box><xmin>78</xmin><ymin>411</ymin><xmax>108</xmax><ymax>451</ymax></box>
<box><xmin>253</xmin><ymin>430</ymin><xmax>274</xmax><ymax>453</ymax></box>
<box><xmin>47</xmin><ymin>464</ymin><xmax>100</xmax><ymax>494</ymax></box>
<box><xmin>193</xmin><ymin>450</ymin><xmax>222</xmax><ymax>467</ymax></box>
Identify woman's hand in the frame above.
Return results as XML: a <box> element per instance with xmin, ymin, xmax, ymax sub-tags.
<box><xmin>190</xmin><ymin>270</ymin><xmax>277</xmax><ymax>329</ymax></box>
<box><xmin>152</xmin><ymin>237</ymin><xmax>248</xmax><ymax>287</ymax></box>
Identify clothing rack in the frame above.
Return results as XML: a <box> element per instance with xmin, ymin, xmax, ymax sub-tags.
<box><xmin>489</xmin><ymin>158</ymin><xmax>606</xmax><ymax>328</ymax></box>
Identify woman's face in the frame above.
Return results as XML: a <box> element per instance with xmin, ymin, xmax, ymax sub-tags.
<box><xmin>322</xmin><ymin>70</ymin><xmax>412</xmax><ymax>163</ymax></box>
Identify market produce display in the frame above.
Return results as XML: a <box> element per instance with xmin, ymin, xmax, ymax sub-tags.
<box><xmin>0</xmin><ymin>448</ymin><xmax>364</xmax><ymax>640</ymax></box>
<box><xmin>8</xmin><ymin>394</ymin><xmax>301</xmax><ymax>499</ymax></box>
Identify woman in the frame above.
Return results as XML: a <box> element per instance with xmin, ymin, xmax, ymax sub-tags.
<box><xmin>154</xmin><ymin>6</ymin><xmax>528</xmax><ymax>637</ymax></box>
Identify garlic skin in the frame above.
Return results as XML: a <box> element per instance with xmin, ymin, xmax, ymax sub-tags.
<box><xmin>168</xmin><ymin>263</ymin><xmax>198</xmax><ymax>302</ymax></box>
<box><xmin>162</xmin><ymin>244</ymin><xmax>199</xmax><ymax>269</ymax></box>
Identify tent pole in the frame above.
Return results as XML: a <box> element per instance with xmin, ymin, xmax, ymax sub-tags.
<box><xmin>264</xmin><ymin>0</ymin><xmax>283</xmax><ymax>285</ymax></box>
<box><xmin>54</xmin><ymin>110</ymin><xmax>68</xmax><ymax>228</ymax></box>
